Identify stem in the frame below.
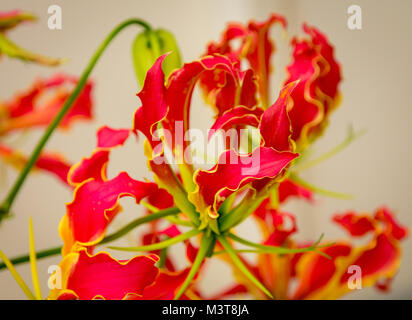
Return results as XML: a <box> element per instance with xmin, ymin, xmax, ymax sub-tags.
<box><xmin>290</xmin><ymin>173</ymin><xmax>354</xmax><ymax>200</ymax></box>
<box><xmin>174</xmin><ymin>233</ymin><xmax>214</xmax><ymax>300</ymax></box>
<box><xmin>218</xmin><ymin>236</ymin><xmax>273</xmax><ymax>299</ymax></box>
<box><xmin>100</xmin><ymin>207</ymin><xmax>180</xmax><ymax>244</ymax></box>
<box><xmin>0</xmin><ymin>207</ymin><xmax>179</xmax><ymax>271</ymax></box>
<box><xmin>293</xmin><ymin>126</ymin><xmax>366</xmax><ymax>173</ymax></box>
<box><xmin>108</xmin><ymin>229</ymin><xmax>200</xmax><ymax>252</ymax></box>
<box><xmin>228</xmin><ymin>233</ymin><xmax>325</xmax><ymax>255</ymax></box>
<box><xmin>0</xmin><ymin>18</ymin><xmax>152</xmax><ymax>221</ymax></box>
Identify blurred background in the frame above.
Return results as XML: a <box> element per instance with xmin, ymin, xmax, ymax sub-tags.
<box><xmin>0</xmin><ymin>0</ymin><xmax>411</xmax><ymax>299</ymax></box>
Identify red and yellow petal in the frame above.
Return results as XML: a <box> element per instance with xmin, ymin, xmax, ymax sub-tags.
<box><xmin>259</xmin><ymin>81</ymin><xmax>297</xmax><ymax>152</ymax></box>
<box><xmin>61</xmin><ymin>172</ymin><xmax>158</xmax><ymax>255</ymax></box>
<box><xmin>49</xmin><ymin>249</ymin><xmax>159</xmax><ymax>300</ymax></box>
<box><xmin>189</xmin><ymin>147</ymin><xmax>298</xmax><ymax>227</ymax></box>
<box><xmin>0</xmin><ymin>74</ymin><xmax>93</xmax><ymax>134</ymax></box>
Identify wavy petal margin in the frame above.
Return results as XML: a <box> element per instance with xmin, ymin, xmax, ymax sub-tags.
<box><xmin>49</xmin><ymin>249</ymin><xmax>159</xmax><ymax>300</ymax></box>
<box><xmin>60</xmin><ymin>172</ymin><xmax>158</xmax><ymax>255</ymax></box>
<box><xmin>189</xmin><ymin>147</ymin><xmax>298</xmax><ymax>227</ymax></box>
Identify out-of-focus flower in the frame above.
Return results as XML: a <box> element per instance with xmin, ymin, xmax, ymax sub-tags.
<box><xmin>222</xmin><ymin>204</ymin><xmax>408</xmax><ymax>299</ymax></box>
<box><xmin>0</xmin><ymin>10</ymin><xmax>62</xmax><ymax>65</ymax></box>
<box><xmin>0</xmin><ymin>74</ymin><xmax>94</xmax><ymax>184</ymax></box>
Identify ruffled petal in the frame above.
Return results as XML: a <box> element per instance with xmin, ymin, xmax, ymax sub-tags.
<box><xmin>49</xmin><ymin>249</ymin><xmax>159</xmax><ymax>300</ymax></box>
<box><xmin>61</xmin><ymin>172</ymin><xmax>158</xmax><ymax>255</ymax></box>
<box><xmin>68</xmin><ymin>126</ymin><xmax>134</xmax><ymax>185</ymax></box>
<box><xmin>208</xmin><ymin>106</ymin><xmax>263</xmax><ymax>141</ymax></box>
<box><xmin>259</xmin><ymin>82</ymin><xmax>296</xmax><ymax>151</ymax></box>
<box><xmin>0</xmin><ymin>74</ymin><xmax>93</xmax><ymax>134</ymax></box>
<box><xmin>134</xmin><ymin>54</ymin><xmax>168</xmax><ymax>150</ymax></box>
<box><xmin>283</xmin><ymin>24</ymin><xmax>341</xmax><ymax>148</ymax></box>
<box><xmin>189</xmin><ymin>147</ymin><xmax>298</xmax><ymax>226</ymax></box>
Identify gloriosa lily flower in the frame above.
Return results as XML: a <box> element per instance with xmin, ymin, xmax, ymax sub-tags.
<box><xmin>218</xmin><ymin>202</ymin><xmax>408</xmax><ymax>300</ymax></box>
<box><xmin>0</xmin><ymin>12</ymin><xmax>406</xmax><ymax>301</ymax></box>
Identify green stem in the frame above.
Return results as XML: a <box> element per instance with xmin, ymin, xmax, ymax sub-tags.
<box><xmin>0</xmin><ymin>207</ymin><xmax>179</xmax><ymax>270</ymax></box>
<box><xmin>100</xmin><ymin>207</ymin><xmax>179</xmax><ymax>244</ymax></box>
<box><xmin>108</xmin><ymin>228</ymin><xmax>200</xmax><ymax>252</ymax></box>
<box><xmin>0</xmin><ymin>18</ymin><xmax>152</xmax><ymax>222</ymax></box>
<box><xmin>174</xmin><ymin>233</ymin><xmax>214</xmax><ymax>300</ymax></box>
<box><xmin>290</xmin><ymin>173</ymin><xmax>353</xmax><ymax>200</ymax></box>
<box><xmin>218</xmin><ymin>236</ymin><xmax>273</xmax><ymax>299</ymax></box>
<box><xmin>228</xmin><ymin>233</ymin><xmax>326</xmax><ymax>255</ymax></box>
<box><xmin>293</xmin><ymin>126</ymin><xmax>366</xmax><ymax>173</ymax></box>
<box><xmin>219</xmin><ymin>191</ymin><xmax>266</xmax><ymax>232</ymax></box>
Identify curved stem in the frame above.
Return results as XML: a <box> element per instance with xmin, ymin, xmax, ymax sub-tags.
<box><xmin>0</xmin><ymin>18</ymin><xmax>152</xmax><ymax>221</ymax></box>
<box><xmin>0</xmin><ymin>207</ymin><xmax>179</xmax><ymax>271</ymax></box>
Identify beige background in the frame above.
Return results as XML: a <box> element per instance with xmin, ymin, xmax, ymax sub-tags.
<box><xmin>0</xmin><ymin>0</ymin><xmax>411</xmax><ymax>299</ymax></box>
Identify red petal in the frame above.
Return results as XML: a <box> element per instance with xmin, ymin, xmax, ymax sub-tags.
<box><xmin>278</xmin><ymin>179</ymin><xmax>313</xmax><ymax>204</ymax></box>
<box><xmin>1</xmin><ymin>74</ymin><xmax>93</xmax><ymax>134</ymax></box>
<box><xmin>134</xmin><ymin>54</ymin><xmax>168</xmax><ymax>149</ymax></box>
<box><xmin>259</xmin><ymin>82</ymin><xmax>297</xmax><ymax>151</ymax></box>
<box><xmin>283</xmin><ymin>24</ymin><xmax>341</xmax><ymax>147</ymax></box>
<box><xmin>0</xmin><ymin>143</ymin><xmax>71</xmax><ymax>184</ymax></box>
<box><xmin>68</xmin><ymin>126</ymin><xmax>134</xmax><ymax>185</ymax></box>
<box><xmin>55</xmin><ymin>250</ymin><xmax>159</xmax><ymax>300</ymax></box>
<box><xmin>62</xmin><ymin>172</ymin><xmax>158</xmax><ymax>254</ymax></box>
<box><xmin>209</xmin><ymin>106</ymin><xmax>263</xmax><ymax>140</ymax></box>
<box><xmin>190</xmin><ymin>147</ymin><xmax>298</xmax><ymax>219</ymax></box>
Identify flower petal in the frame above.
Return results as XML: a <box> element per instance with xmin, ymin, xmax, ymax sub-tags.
<box><xmin>61</xmin><ymin>172</ymin><xmax>158</xmax><ymax>255</ymax></box>
<box><xmin>283</xmin><ymin>24</ymin><xmax>341</xmax><ymax>148</ymax></box>
<box><xmin>189</xmin><ymin>147</ymin><xmax>298</xmax><ymax>225</ymax></box>
<box><xmin>0</xmin><ymin>74</ymin><xmax>93</xmax><ymax>134</ymax></box>
<box><xmin>259</xmin><ymin>81</ymin><xmax>297</xmax><ymax>151</ymax></box>
<box><xmin>0</xmin><ymin>143</ymin><xmax>71</xmax><ymax>184</ymax></box>
<box><xmin>50</xmin><ymin>249</ymin><xmax>159</xmax><ymax>300</ymax></box>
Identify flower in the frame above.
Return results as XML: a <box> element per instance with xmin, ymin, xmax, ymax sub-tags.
<box><xmin>0</xmin><ymin>74</ymin><xmax>94</xmax><ymax>184</ymax></box>
<box><xmin>220</xmin><ymin>203</ymin><xmax>408</xmax><ymax>299</ymax></box>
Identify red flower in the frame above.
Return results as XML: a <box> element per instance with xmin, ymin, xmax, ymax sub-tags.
<box><xmin>0</xmin><ymin>74</ymin><xmax>94</xmax><ymax>184</ymax></box>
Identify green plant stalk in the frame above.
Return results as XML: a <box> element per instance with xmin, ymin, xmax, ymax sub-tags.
<box><xmin>0</xmin><ymin>18</ymin><xmax>152</xmax><ymax>222</ymax></box>
<box><xmin>228</xmin><ymin>233</ymin><xmax>325</xmax><ymax>255</ymax></box>
<box><xmin>293</xmin><ymin>126</ymin><xmax>366</xmax><ymax>173</ymax></box>
<box><xmin>0</xmin><ymin>207</ymin><xmax>179</xmax><ymax>270</ymax></box>
<box><xmin>218</xmin><ymin>236</ymin><xmax>274</xmax><ymax>299</ymax></box>
<box><xmin>108</xmin><ymin>228</ymin><xmax>201</xmax><ymax>252</ymax></box>
<box><xmin>290</xmin><ymin>173</ymin><xmax>353</xmax><ymax>200</ymax></box>
<box><xmin>219</xmin><ymin>191</ymin><xmax>266</xmax><ymax>232</ymax></box>
<box><xmin>174</xmin><ymin>233</ymin><xmax>214</xmax><ymax>300</ymax></box>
